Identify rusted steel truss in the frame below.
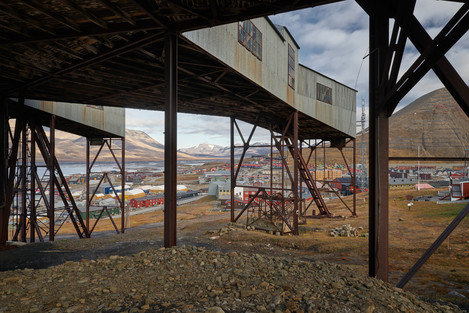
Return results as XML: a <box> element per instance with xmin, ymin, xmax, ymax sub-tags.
<box><xmin>243</xmin><ymin>188</ymin><xmax>296</xmax><ymax>235</ymax></box>
<box><xmin>357</xmin><ymin>0</ymin><xmax>469</xmax><ymax>282</ymax></box>
<box><xmin>397</xmin><ymin>203</ymin><xmax>469</xmax><ymax>288</ymax></box>
<box><xmin>299</xmin><ymin>138</ymin><xmax>357</xmax><ymax>218</ymax></box>
<box><xmin>8</xmin><ymin>118</ymin><xmax>89</xmax><ymax>242</ymax></box>
<box><xmin>86</xmin><ymin>137</ymin><xmax>126</xmax><ymax>235</ymax></box>
<box><xmin>230</xmin><ymin>113</ymin><xmax>355</xmax><ymax>235</ymax></box>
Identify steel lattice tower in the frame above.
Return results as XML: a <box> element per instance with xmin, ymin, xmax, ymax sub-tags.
<box><xmin>359</xmin><ymin>99</ymin><xmax>368</xmax><ymax>190</ymax></box>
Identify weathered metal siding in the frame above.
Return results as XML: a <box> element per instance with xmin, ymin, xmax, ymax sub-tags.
<box><xmin>185</xmin><ymin>18</ymin><xmax>356</xmax><ymax>138</ymax></box>
<box><xmin>184</xmin><ymin>17</ymin><xmax>292</xmax><ymax>104</ymax></box>
<box><xmin>24</xmin><ymin>100</ymin><xmax>125</xmax><ymax>137</ymax></box>
<box><xmin>277</xmin><ymin>26</ymin><xmax>298</xmax><ymax>107</ymax></box>
<box><xmin>296</xmin><ymin>65</ymin><xmax>356</xmax><ymax>137</ymax></box>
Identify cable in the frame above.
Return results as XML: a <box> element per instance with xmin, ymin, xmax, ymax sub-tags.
<box><xmin>354</xmin><ymin>47</ymin><xmax>370</xmax><ymax>91</ymax></box>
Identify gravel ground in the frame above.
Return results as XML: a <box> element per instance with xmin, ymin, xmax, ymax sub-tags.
<box><xmin>0</xmin><ymin>243</ymin><xmax>465</xmax><ymax>313</ymax></box>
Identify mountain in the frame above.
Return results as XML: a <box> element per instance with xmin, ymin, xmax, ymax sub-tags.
<box><xmin>356</xmin><ymin>87</ymin><xmax>469</xmax><ymax>158</ymax></box>
<box><xmin>50</xmin><ymin>87</ymin><xmax>468</xmax><ymax>163</ymax></box>
<box><xmin>178</xmin><ymin>143</ymin><xmax>228</xmax><ymax>158</ymax></box>
<box><xmin>50</xmin><ymin>129</ymin><xmax>270</xmax><ymax>162</ymax></box>
<box><xmin>390</xmin><ymin>87</ymin><xmax>469</xmax><ymax>157</ymax></box>
<box><xmin>178</xmin><ymin>142</ymin><xmax>271</xmax><ymax>158</ymax></box>
<box><xmin>52</xmin><ymin>129</ymin><xmax>196</xmax><ymax>162</ymax></box>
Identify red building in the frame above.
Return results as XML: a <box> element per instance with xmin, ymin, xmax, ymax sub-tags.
<box><xmin>242</xmin><ymin>188</ymin><xmax>274</xmax><ymax>201</ymax></box>
<box><xmin>130</xmin><ymin>195</ymin><xmax>164</xmax><ymax>209</ymax></box>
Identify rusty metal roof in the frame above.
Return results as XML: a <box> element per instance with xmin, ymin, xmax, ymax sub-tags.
<box><xmin>0</xmin><ymin>0</ymin><xmax>347</xmax><ymax>140</ymax></box>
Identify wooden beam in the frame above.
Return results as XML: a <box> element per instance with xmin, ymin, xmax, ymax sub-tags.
<box><xmin>0</xmin><ymin>20</ymin><xmax>162</xmax><ymax>46</ymax></box>
<box><xmin>0</xmin><ymin>3</ymin><xmax>56</xmax><ymax>35</ymax></box>
<box><xmin>19</xmin><ymin>0</ymin><xmax>81</xmax><ymax>32</ymax></box>
<box><xmin>62</xmin><ymin>0</ymin><xmax>108</xmax><ymax>29</ymax></box>
<box><xmin>130</xmin><ymin>0</ymin><xmax>168</xmax><ymax>29</ymax></box>
<box><xmin>96</xmin><ymin>0</ymin><xmax>136</xmax><ymax>26</ymax></box>
<box><xmin>8</xmin><ymin>32</ymin><xmax>164</xmax><ymax>95</ymax></box>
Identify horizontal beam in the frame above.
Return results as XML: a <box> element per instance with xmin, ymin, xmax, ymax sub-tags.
<box><xmin>0</xmin><ymin>20</ymin><xmax>163</xmax><ymax>46</ymax></box>
<box><xmin>7</xmin><ymin>31</ymin><xmax>165</xmax><ymax>95</ymax></box>
<box><xmin>389</xmin><ymin>157</ymin><xmax>469</xmax><ymax>162</ymax></box>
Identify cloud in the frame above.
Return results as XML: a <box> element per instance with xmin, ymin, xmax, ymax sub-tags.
<box><xmin>272</xmin><ymin>0</ymin><xmax>469</xmax><ymax>117</ymax></box>
<box><xmin>126</xmin><ymin>109</ymin><xmax>164</xmax><ymax>132</ymax></box>
<box><xmin>127</xmin><ymin>1</ymin><xmax>469</xmax><ymax>145</ymax></box>
<box><xmin>414</xmin><ymin>0</ymin><xmax>463</xmax><ymax>31</ymax></box>
<box><xmin>270</xmin><ymin>1</ymin><xmax>370</xmax><ymax>98</ymax></box>
<box><xmin>178</xmin><ymin>114</ymin><xmax>271</xmax><ymax>145</ymax></box>
<box><xmin>125</xmin><ymin>110</ymin><xmax>271</xmax><ymax>148</ymax></box>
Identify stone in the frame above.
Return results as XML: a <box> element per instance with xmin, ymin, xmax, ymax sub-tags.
<box><xmin>361</xmin><ymin>303</ymin><xmax>375</xmax><ymax>313</ymax></box>
<box><xmin>205</xmin><ymin>306</ymin><xmax>225</xmax><ymax>313</ymax></box>
<box><xmin>448</xmin><ymin>290</ymin><xmax>466</xmax><ymax>299</ymax></box>
<box><xmin>241</xmin><ymin>289</ymin><xmax>256</xmax><ymax>298</ymax></box>
<box><xmin>0</xmin><ymin>242</ymin><xmax>460</xmax><ymax>313</ymax></box>
<box><xmin>2</xmin><ymin>277</ymin><xmax>20</xmax><ymax>284</ymax></box>
<box><xmin>259</xmin><ymin>281</ymin><xmax>270</xmax><ymax>288</ymax></box>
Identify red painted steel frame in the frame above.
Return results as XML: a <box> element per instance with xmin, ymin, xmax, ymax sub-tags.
<box><xmin>164</xmin><ymin>32</ymin><xmax>178</xmax><ymax>248</ymax></box>
<box><xmin>230</xmin><ymin>112</ymin><xmax>343</xmax><ymax>235</ymax></box>
<box><xmin>86</xmin><ymin>138</ymin><xmax>125</xmax><ymax>236</ymax></box>
<box><xmin>368</xmin><ymin>6</ymin><xmax>390</xmax><ymax>282</ymax></box>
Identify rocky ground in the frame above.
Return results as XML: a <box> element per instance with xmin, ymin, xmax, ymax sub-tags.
<box><xmin>0</xmin><ymin>219</ymin><xmax>467</xmax><ymax>313</ymax></box>
<box><xmin>0</xmin><ymin>243</ymin><xmax>465</xmax><ymax>313</ymax></box>
<box><xmin>1</xmin><ymin>191</ymin><xmax>467</xmax><ymax>313</ymax></box>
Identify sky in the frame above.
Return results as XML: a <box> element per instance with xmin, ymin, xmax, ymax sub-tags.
<box><xmin>125</xmin><ymin>0</ymin><xmax>468</xmax><ymax>149</ymax></box>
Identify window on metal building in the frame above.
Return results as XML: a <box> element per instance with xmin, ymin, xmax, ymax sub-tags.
<box><xmin>288</xmin><ymin>44</ymin><xmax>295</xmax><ymax>88</ymax></box>
<box><xmin>238</xmin><ymin>20</ymin><xmax>262</xmax><ymax>60</ymax></box>
<box><xmin>317</xmin><ymin>83</ymin><xmax>332</xmax><ymax>104</ymax></box>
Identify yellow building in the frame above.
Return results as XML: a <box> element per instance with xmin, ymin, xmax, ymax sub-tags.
<box><xmin>313</xmin><ymin>169</ymin><xmax>343</xmax><ymax>181</ymax></box>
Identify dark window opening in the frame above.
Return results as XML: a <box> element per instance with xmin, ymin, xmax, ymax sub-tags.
<box><xmin>288</xmin><ymin>44</ymin><xmax>295</xmax><ymax>88</ymax></box>
<box><xmin>317</xmin><ymin>83</ymin><xmax>332</xmax><ymax>104</ymax></box>
<box><xmin>238</xmin><ymin>20</ymin><xmax>262</xmax><ymax>60</ymax></box>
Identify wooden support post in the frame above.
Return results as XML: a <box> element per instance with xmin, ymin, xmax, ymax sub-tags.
<box><xmin>164</xmin><ymin>32</ymin><xmax>178</xmax><ymax>248</ymax></box>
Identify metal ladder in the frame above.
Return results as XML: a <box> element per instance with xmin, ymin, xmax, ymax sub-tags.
<box><xmin>284</xmin><ymin>136</ymin><xmax>331</xmax><ymax>216</ymax></box>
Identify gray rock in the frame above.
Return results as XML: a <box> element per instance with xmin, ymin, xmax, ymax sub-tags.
<box><xmin>205</xmin><ymin>306</ymin><xmax>225</xmax><ymax>313</ymax></box>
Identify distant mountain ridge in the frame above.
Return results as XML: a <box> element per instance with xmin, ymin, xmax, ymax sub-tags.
<box><xmin>53</xmin><ymin>129</ymin><xmax>196</xmax><ymax>162</ymax></box>
<box><xmin>54</xmin><ymin>87</ymin><xmax>467</xmax><ymax>162</ymax></box>
<box><xmin>52</xmin><ymin>129</ymin><xmax>270</xmax><ymax>162</ymax></box>
<box><xmin>178</xmin><ymin>142</ymin><xmax>271</xmax><ymax>158</ymax></box>
<box><xmin>356</xmin><ymin>87</ymin><xmax>469</xmax><ymax>158</ymax></box>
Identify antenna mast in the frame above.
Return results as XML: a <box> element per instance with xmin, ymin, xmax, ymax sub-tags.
<box><xmin>359</xmin><ymin>99</ymin><xmax>368</xmax><ymax>190</ymax></box>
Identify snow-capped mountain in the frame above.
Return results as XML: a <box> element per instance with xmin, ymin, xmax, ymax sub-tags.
<box><xmin>178</xmin><ymin>142</ymin><xmax>271</xmax><ymax>158</ymax></box>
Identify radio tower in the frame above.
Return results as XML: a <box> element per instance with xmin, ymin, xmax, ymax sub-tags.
<box><xmin>358</xmin><ymin>99</ymin><xmax>368</xmax><ymax>189</ymax></box>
